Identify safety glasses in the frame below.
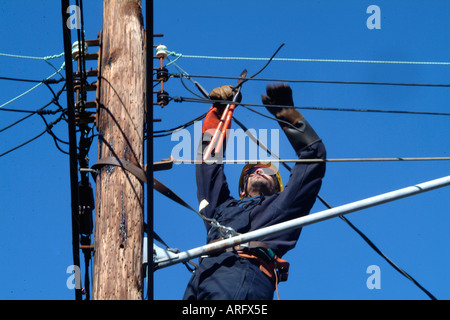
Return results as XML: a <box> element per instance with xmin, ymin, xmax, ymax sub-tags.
<box><xmin>244</xmin><ymin>166</ymin><xmax>277</xmax><ymax>176</ymax></box>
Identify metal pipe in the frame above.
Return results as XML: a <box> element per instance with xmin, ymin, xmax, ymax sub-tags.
<box><xmin>155</xmin><ymin>175</ymin><xmax>450</xmax><ymax>269</ymax></box>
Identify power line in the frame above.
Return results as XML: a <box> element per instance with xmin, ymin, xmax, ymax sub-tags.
<box><xmin>0</xmin><ymin>85</ymin><xmax>66</xmax><ymax>133</ymax></box>
<box><xmin>172</xmin><ymin>96</ymin><xmax>450</xmax><ymax>117</ymax></box>
<box><xmin>152</xmin><ymin>101</ymin><xmax>442</xmax><ymax>299</ymax></box>
<box><xmin>167</xmin><ymin>50</ymin><xmax>450</xmax><ymax>66</ymax></box>
<box><xmin>156</xmin><ymin>102</ymin><xmax>442</xmax><ymax>300</ymax></box>
<box><xmin>242</xmin><ymin>101</ymin><xmax>450</xmax><ymax>117</ymax></box>
<box><xmin>0</xmin><ymin>114</ymin><xmax>65</xmax><ymax>158</ymax></box>
<box><xmin>0</xmin><ymin>107</ymin><xmax>62</xmax><ymax>114</ymax></box>
<box><xmin>38</xmin><ymin>111</ymin><xmax>70</xmax><ymax>155</ymax></box>
<box><xmin>0</xmin><ymin>76</ymin><xmax>64</xmax><ymax>84</ymax></box>
<box><xmin>139</xmin><ymin>33</ymin><xmax>445</xmax><ymax>302</ymax></box>
<box><xmin>171</xmin><ymin>73</ymin><xmax>450</xmax><ymax>88</ymax></box>
<box><xmin>232</xmin><ymin>115</ymin><xmax>439</xmax><ymax>300</ymax></box>
<box><xmin>171</xmin><ymin>157</ymin><xmax>450</xmax><ymax>164</ymax></box>
<box><xmin>0</xmin><ymin>52</ymin><xmax>64</xmax><ymax>61</ymax></box>
<box><xmin>0</xmin><ymin>62</ymin><xmax>65</xmax><ymax>109</ymax></box>
<box><xmin>153</xmin><ymin>112</ymin><xmax>206</xmax><ymax>137</ymax></box>
<box><xmin>124</xmin><ymin>28</ymin><xmax>450</xmax><ymax>298</ymax></box>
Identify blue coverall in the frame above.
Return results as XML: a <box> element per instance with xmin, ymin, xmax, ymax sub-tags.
<box><xmin>183</xmin><ymin>140</ymin><xmax>326</xmax><ymax>300</ymax></box>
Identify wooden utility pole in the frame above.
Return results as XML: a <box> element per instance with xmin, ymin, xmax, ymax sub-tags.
<box><xmin>93</xmin><ymin>0</ymin><xmax>146</xmax><ymax>299</ymax></box>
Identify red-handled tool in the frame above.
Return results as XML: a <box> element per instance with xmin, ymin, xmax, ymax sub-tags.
<box><xmin>203</xmin><ymin>69</ymin><xmax>247</xmax><ymax>161</ymax></box>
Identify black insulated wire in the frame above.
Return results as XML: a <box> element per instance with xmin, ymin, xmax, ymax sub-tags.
<box><xmin>173</xmin><ymin>96</ymin><xmax>450</xmax><ymax>117</ymax></box>
<box><xmin>171</xmin><ymin>73</ymin><xmax>450</xmax><ymax>88</ymax></box>
<box><xmin>0</xmin><ymin>114</ymin><xmax>65</xmax><ymax>158</ymax></box>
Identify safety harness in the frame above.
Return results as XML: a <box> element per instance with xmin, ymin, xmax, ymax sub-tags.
<box><xmin>205</xmin><ymin>239</ymin><xmax>290</xmax><ymax>300</ymax></box>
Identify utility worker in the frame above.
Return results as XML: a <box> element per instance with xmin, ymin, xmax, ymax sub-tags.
<box><xmin>183</xmin><ymin>83</ymin><xmax>326</xmax><ymax>300</ymax></box>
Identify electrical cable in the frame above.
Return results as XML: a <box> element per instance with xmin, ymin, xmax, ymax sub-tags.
<box><xmin>317</xmin><ymin>195</ymin><xmax>437</xmax><ymax>300</ymax></box>
<box><xmin>0</xmin><ymin>76</ymin><xmax>65</xmax><ymax>84</ymax></box>
<box><xmin>167</xmin><ymin>43</ymin><xmax>286</xmax><ymax>102</ymax></box>
<box><xmin>172</xmin><ymin>157</ymin><xmax>450</xmax><ymax>164</ymax></box>
<box><xmin>152</xmin><ymin>115</ymin><xmax>450</xmax><ymax>164</ymax></box>
<box><xmin>155</xmin><ymin>104</ymin><xmax>440</xmax><ymax>299</ymax></box>
<box><xmin>156</xmin><ymin>60</ymin><xmax>444</xmax><ymax>299</ymax></box>
<box><xmin>44</xmin><ymin>82</ymin><xmax>66</xmax><ymax>111</ymax></box>
<box><xmin>0</xmin><ymin>52</ymin><xmax>64</xmax><ymax>60</ymax></box>
<box><xmin>41</xmin><ymin>10</ymin><xmax>445</xmax><ymax>298</ymax></box>
<box><xmin>152</xmin><ymin>96</ymin><xmax>440</xmax><ymax>298</ymax></box>
<box><xmin>38</xmin><ymin>112</ymin><xmax>70</xmax><ymax>155</ymax></box>
<box><xmin>171</xmin><ymin>73</ymin><xmax>450</xmax><ymax>88</ymax></box>
<box><xmin>0</xmin><ymin>61</ymin><xmax>65</xmax><ymax>109</ymax></box>
<box><xmin>232</xmin><ymin>114</ymin><xmax>438</xmax><ymax>300</ymax></box>
<box><xmin>0</xmin><ymin>107</ymin><xmax>62</xmax><ymax>114</ymax></box>
<box><xmin>0</xmin><ymin>114</ymin><xmax>65</xmax><ymax>158</ymax></box>
<box><xmin>234</xmin><ymin>43</ymin><xmax>285</xmax><ymax>90</ymax></box>
<box><xmin>166</xmin><ymin>56</ymin><xmax>207</xmax><ymax>99</ymax></box>
<box><xmin>154</xmin><ymin>68</ymin><xmax>441</xmax><ymax>298</ymax></box>
<box><xmin>243</xmin><ymin>101</ymin><xmax>450</xmax><ymax>117</ymax></box>
<box><xmin>0</xmin><ymin>85</ymin><xmax>67</xmax><ymax>133</ymax></box>
<box><xmin>0</xmin><ymin>51</ymin><xmax>65</xmax><ymax>78</ymax></box>
<box><xmin>153</xmin><ymin>112</ymin><xmax>206</xmax><ymax>137</ymax></box>
<box><xmin>178</xmin><ymin>73</ymin><xmax>204</xmax><ymax>99</ymax></box>
<box><xmin>0</xmin><ymin>130</ymin><xmax>46</xmax><ymax>158</ymax></box>
<box><xmin>167</xmin><ymin>50</ymin><xmax>450</xmax><ymax>66</ymax></box>
<box><xmin>173</xmin><ymin>96</ymin><xmax>450</xmax><ymax>117</ymax></box>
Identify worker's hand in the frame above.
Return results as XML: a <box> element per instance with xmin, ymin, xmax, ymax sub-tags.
<box><xmin>261</xmin><ymin>83</ymin><xmax>302</xmax><ymax>125</ymax></box>
<box><xmin>209</xmin><ymin>85</ymin><xmax>242</xmax><ymax>113</ymax></box>
<box><xmin>209</xmin><ymin>85</ymin><xmax>235</xmax><ymax>102</ymax></box>
<box><xmin>263</xmin><ymin>83</ymin><xmax>321</xmax><ymax>154</ymax></box>
<box><xmin>202</xmin><ymin>85</ymin><xmax>242</xmax><ymax>134</ymax></box>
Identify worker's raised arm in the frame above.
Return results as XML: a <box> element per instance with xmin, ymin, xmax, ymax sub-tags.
<box><xmin>195</xmin><ymin>85</ymin><xmax>241</xmax><ymax>221</ymax></box>
<box><xmin>262</xmin><ymin>83</ymin><xmax>322</xmax><ymax>155</ymax></box>
<box><xmin>255</xmin><ymin>84</ymin><xmax>326</xmax><ymax>254</ymax></box>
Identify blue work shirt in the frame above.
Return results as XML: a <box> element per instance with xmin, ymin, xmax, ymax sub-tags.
<box><xmin>196</xmin><ymin>141</ymin><xmax>326</xmax><ymax>258</ymax></box>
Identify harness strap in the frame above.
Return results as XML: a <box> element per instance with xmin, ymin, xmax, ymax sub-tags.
<box><xmin>204</xmin><ymin>239</ymin><xmax>290</xmax><ymax>299</ymax></box>
<box><xmin>234</xmin><ymin>247</ymin><xmax>289</xmax><ymax>300</ymax></box>
<box><xmin>92</xmin><ymin>156</ymin><xmax>147</xmax><ymax>183</ymax></box>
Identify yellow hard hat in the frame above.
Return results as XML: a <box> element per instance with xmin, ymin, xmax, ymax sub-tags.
<box><xmin>238</xmin><ymin>162</ymin><xmax>283</xmax><ymax>199</ymax></box>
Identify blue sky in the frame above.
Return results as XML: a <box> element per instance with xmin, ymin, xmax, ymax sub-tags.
<box><xmin>0</xmin><ymin>0</ymin><xmax>449</xmax><ymax>300</ymax></box>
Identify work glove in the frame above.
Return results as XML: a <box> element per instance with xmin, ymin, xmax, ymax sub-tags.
<box><xmin>202</xmin><ymin>85</ymin><xmax>242</xmax><ymax>134</ymax></box>
<box><xmin>261</xmin><ymin>83</ymin><xmax>321</xmax><ymax>155</ymax></box>
<box><xmin>209</xmin><ymin>85</ymin><xmax>235</xmax><ymax>102</ymax></box>
<box><xmin>210</xmin><ymin>85</ymin><xmax>242</xmax><ymax>110</ymax></box>
<box><xmin>261</xmin><ymin>83</ymin><xmax>302</xmax><ymax>128</ymax></box>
